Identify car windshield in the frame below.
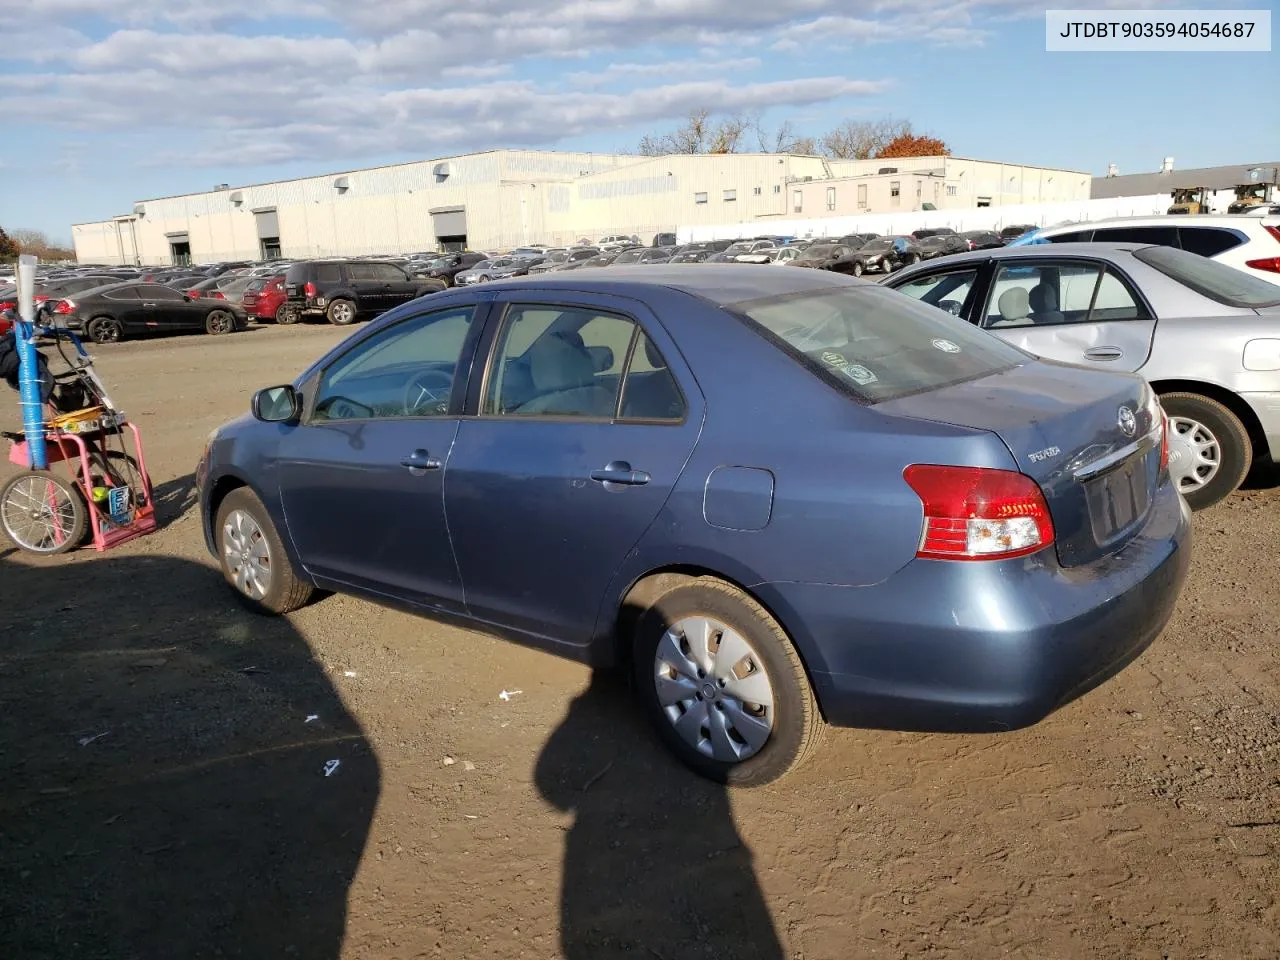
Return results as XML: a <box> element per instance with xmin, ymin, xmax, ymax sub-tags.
<box><xmin>1134</xmin><ymin>246</ymin><xmax>1280</xmax><ymax>308</ymax></box>
<box><xmin>801</xmin><ymin>245</ymin><xmax>840</xmax><ymax>259</ymax></box>
<box><xmin>860</xmin><ymin>239</ymin><xmax>893</xmax><ymax>251</ymax></box>
<box><xmin>724</xmin><ymin>243</ymin><xmax>753</xmax><ymax>255</ymax></box>
<box><xmin>612</xmin><ymin>249</ymin><xmax>645</xmax><ymax>264</ymax></box>
<box><xmin>730</xmin><ymin>285</ymin><xmax>1025</xmax><ymax>403</ymax></box>
<box><xmin>469</xmin><ymin>261</ymin><xmax>492</xmax><ymax>270</ymax></box>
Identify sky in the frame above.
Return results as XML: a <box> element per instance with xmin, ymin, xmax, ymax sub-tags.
<box><xmin>0</xmin><ymin>0</ymin><xmax>1274</xmax><ymax>244</ymax></box>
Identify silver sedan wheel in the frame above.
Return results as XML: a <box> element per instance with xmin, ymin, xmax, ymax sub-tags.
<box><xmin>1168</xmin><ymin>415</ymin><xmax>1221</xmax><ymax>493</ymax></box>
<box><xmin>653</xmin><ymin>616</ymin><xmax>775</xmax><ymax>763</ymax></box>
<box><xmin>221</xmin><ymin>508</ymin><xmax>272</xmax><ymax>599</ymax></box>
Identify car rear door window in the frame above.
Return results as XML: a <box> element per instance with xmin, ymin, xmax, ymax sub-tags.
<box><xmin>1176</xmin><ymin>227</ymin><xmax>1245</xmax><ymax>258</ymax></box>
<box><xmin>1043</xmin><ymin>229</ymin><xmax>1092</xmax><ymax>243</ymax></box>
<box><xmin>985</xmin><ymin>261</ymin><xmax>1145</xmax><ymax>328</ymax></box>
<box><xmin>347</xmin><ymin>263</ymin><xmax>379</xmax><ymax>281</ymax></box>
<box><xmin>314</xmin><ymin>263</ymin><xmax>342</xmax><ymax>284</ymax></box>
<box><xmin>103</xmin><ymin>287</ymin><xmax>141</xmax><ymax>301</ymax></box>
<box><xmin>619</xmin><ymin>332</ymin><xmax>685</xmax><ymax>421</ymax></box>
<box><xmin>311</xmin><ymin>306</ymin><xmax>474</xmax><ymax>422</ymax></box>
<box><xmin>1091</xmin><ymin>225</ymin><xmax>1178</xmax><ymax>247</ymax></box>
<box><xmin>484</xmin><ymin>305</ymin><xmax>638</xmax><ymax>418</ymax></box>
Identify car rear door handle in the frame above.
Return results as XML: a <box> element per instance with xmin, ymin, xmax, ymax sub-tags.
<box><xmin>400</xmin><ymin>448</ymin><xmax>441</xmax><ymax>473</ymax></box>
<box><xmin>590</xmin><ymin>461</ymin><xmax>650</xmax><ymax>487</ymax></box>
<box><xmin>1084</xmin><ymin>346</ymin><xmax>1123</xmax><ymax>361</ymax></box>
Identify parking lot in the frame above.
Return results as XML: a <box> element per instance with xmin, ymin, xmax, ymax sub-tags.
<box><xmin>1</xmin><ymin>323</ymin><xmax>1278</xmax><ymax>960</ymax></box>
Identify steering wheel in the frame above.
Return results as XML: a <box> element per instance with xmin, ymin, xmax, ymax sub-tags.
<box><xmin>938</xmin><ymin>299</ymin><xmax>964</xmax><ymax>316</ymax></box>
<box><xmin>403</xmin><ymin>369</ymin><xmax>454</xmax><ymax>416</ymax></box>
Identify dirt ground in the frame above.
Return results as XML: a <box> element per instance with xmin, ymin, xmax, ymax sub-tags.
<box><xmin>1</xmin><ymin>323</ymin><xmax>1277</xmax><ymax>960</ymax></box>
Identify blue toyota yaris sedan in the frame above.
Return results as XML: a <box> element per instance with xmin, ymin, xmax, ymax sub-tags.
<box><xmin>197</xmin><ymin>265</ymin><xmax>1191</xmax><ymax>785</ymax></box>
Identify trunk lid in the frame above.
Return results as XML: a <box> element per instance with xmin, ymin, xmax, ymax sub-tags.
<box><xmin>880</xmin><ymin>360</ymin><xmax>1160</xmax><ymax>567</ymax></box>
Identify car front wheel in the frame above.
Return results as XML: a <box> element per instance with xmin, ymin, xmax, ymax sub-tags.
<box><xmin>632</xmin><ymin>578</ymin><xmax>823</xmax><ymax>786</ymax></box>
<box><xmin>1159</xmin><ymin>392</ymin><xmax>1251</xmax><ymax>511</ymax></box>
<box><xmin>215</xmin><ymin>487</ymin><xmax>315</xmax><ymax>614</ymax></box>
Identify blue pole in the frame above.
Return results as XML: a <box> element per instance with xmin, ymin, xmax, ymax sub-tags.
<box><xmin>15</xmin><ymin>255</ymin><xmax>47</xmax><ymax>470</ymax></box>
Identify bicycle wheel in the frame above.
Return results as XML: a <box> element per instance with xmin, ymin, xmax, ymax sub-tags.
<box><xmin>0</xmin><ymin>470</ymin><xmax>88</xmax><ymax>554</ymax></box>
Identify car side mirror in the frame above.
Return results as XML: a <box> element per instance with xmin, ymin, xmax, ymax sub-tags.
<box><xmin>252</xmin><ymin>384</ymin><xmax>300</xmax><ymax>423</ymax></box>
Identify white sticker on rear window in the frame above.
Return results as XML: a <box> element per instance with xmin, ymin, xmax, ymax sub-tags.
<box><xmin>931</xmin><ymin>338</ymin><xmax>961</xmax><ymax>353</ymax></box>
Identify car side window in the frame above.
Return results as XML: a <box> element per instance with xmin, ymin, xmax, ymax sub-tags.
<box><xmin>619</xmin><ymin>332</ymin><xmax>685</xmax><ymax>422</ymax></box>
<box><xmin>1088</xmin><ymin>269</ymin><xmax>1147</xmax><ymax>321</ymax></box>
<box><xmin>985</xmin><ymin>262</ymin><xmax>1102</xmax><ymax>328</ymax></box>
<box><xmin>373</xmin><ymin>263</ymin><xmax>407</xmax><ymax>281</ymax></box>
<box><xmin>311</xmin><ymin>306</ymin><xmax>474</xmax><ymax>423</ymax></box>
<box><xmin>346</xmin><ymin>263</ymin><xmax>378</xmax><ymax>281</ymax></box>
<box><xmin>484</xmin><ymin>304</ymin><xmax>639</xmax><ymax>419</ymax></box>
<box><xmin>314</xmin><ymin>264</ymin><xmax>341</xmax><ymax>284</ymax></box>
<box><xmin>1044</xmin><ymin>229</ymin><xmax>1092</xmax><ymax>243</ymax></box>
<box><xmin>1092</xmin><ymin>226</ymin><xmax>1178</xmax><ymax>247</ymax></box>
<box><xmin>103</xmin><ymin>287</ymin><xmax>141</xmax><ymax>301</ymax></box>
<box><xmin>1177</xmin><ymin>227</ymin><xmax>1244</xmax><ymax>258</ymax></box>
<box><xmin>141</xmin><ymin>284</ymin><xmax>183</xmax><ymax>301</ymax></box>
<box><xmin>896</xmin><ymin>269</ymin><xmax>980</xmax><ymax>317</ymax></box>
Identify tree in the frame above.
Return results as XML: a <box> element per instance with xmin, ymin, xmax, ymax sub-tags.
<box><xmin>0</xmin><ymin>226</ymin><xmax>18</xmax><ymax>262</ymax></box>
<box><xmin>638</xmin><ymin>109</ymin><xmax>750</xmax><ymax>155</ymax></box>
<box><xmin>8</xmin><ymin>228</ymin><xmax>74</xmax><ymax>261</ymax></box>
<box><xmin>875</xmin><ymin>132</ymin><xmax>951</xmax><ymax>159</ymax></box>
<box><xmin>818</xmin><ymin>118</ymin><xmax>910</xmax><ymax>160</ymax></box>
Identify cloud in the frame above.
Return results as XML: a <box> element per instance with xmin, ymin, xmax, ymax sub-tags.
<box><xmin>567</xmin><ymin>57</ymin><xmax>763</xmax><ymax>88</ymax></box>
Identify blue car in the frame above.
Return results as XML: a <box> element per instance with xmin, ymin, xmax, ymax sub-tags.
<box><xmin>197</xmin><ymin>266</ymin><xmax>1192</xmax><ymax>785</ymax></box>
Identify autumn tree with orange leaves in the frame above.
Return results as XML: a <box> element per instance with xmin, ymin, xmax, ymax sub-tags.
<box><xmin>875</xmin><ymin>131</ymin><xmax>951</xmax><ymax>159</ymax></box>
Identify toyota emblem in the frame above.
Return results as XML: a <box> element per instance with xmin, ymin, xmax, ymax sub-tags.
<box><xmin>1117</xmin><ymin>406</ymin><xmax>1137</xmax><ymax>438</ymax></box>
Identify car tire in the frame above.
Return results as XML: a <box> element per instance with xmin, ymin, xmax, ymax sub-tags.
<box><xmin>907</xmin><ymin>254</ymin><xmax>921</xmax><ymax>266</ymax></box>
<box><xmin>276</xmin><ymin>305</ymin><xmax>301</xmax><ymax>324</ymax></box>
<box><xmin>86</xmin><ymin>316</ymin><xmax>123</xmax><ymax>344</ymax></box>
<box><xmin>851</xmin><ymin>261</ymin><xmax>863</xmax><ymax>277</ymax></box>
<box><xmin>205</xmin><ymin>309</ymin><xmax>236</xmax><ymax>335</ymax></box>
<box><xmin>214</xmin><ymin>487</ymin><xmax>315</xmax><ymax>615</ymax></box>
<box><xmin>632</xmin><ymin>578</ymin><xmax>823</xmax><ymax>786</ymax></box>
<box><xmin>326</xmin><ymin>299</ymin><xmax>357</xmax><ymax>325</ymax></box>
<box><xmin>1158</xmin><ymin>392</ymin><xmax>1251</xmax><ymax>511</ymax></box>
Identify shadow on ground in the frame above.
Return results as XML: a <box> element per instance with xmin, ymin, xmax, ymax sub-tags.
<box><xmin>536</xmin><ymin>671</ymin><xmax>785</xmax><ymax>960</ymax></box>
<box><xmin>0</xmin><ymin>554</ymin><xmax>379</xmax><ymax>960</ymax></box>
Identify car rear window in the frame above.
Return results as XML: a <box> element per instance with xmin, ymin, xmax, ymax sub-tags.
<box><xmin>1176</xmin><ymin>227</ymin><xmax>1245</xmax><ymax>258</ymax></box>
<box><xmin>730</xmin><ymin>285</ymin><xmax>1026</xmax><ymax>403</ymax></box>
<box><xmin>1133</xmin><ymin>245</ymin><xmax>1280</xmax><ymax>308</ymax></box>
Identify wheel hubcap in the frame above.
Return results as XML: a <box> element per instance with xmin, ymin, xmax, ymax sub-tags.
<box><xmin>222</xmin><ymin>509</ymin><xmax>272</xmax><ymax>598</ymax></box>
<box><xmin>1167</xmin><ymin>416</ymin><xmax>1221</xmax><ymax>492</ymax></box>
<box><xmin>653</xmin><ymin>615</ymin><xmax>775</xmax><ymax>763</ymax></box>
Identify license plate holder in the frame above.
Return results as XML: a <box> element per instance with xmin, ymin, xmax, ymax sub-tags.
<box><xmin>1084</xmin><ymin>455</ymin><xmax>1150</xmax><ymax>544</ymax></box>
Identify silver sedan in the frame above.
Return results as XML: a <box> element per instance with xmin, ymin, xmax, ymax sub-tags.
<box><xmin>884</xmin><ymin>242</ymin><xmax>1280</xmax><ymax>510</ymax></box>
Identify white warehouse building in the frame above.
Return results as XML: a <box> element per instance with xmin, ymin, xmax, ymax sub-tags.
<box><xmin>71</xmin><ymin>148</ymin><xmax>1090</xmax><ymax>266</ymax></box>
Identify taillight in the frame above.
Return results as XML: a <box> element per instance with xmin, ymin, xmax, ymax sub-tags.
<box><xmin>55</xmin><ymin>299</ymin><xmax>75</xmax><ymax>315</ymax></box>
<box><xmin>187</xmin><ymin>289</ymin><xmax>201</xmax><ymax>299</ymax></box>
<box><xmin>304</xmin><ymin>281</ymin><xmax>317</xmax><ymax>298</ymax></box>
<box><xmin>903</xmin><ymin>464</ymin><xmax>1054</xmax><ymax>561</ymax></box>
<box><xmin>1159</xmin><ymin>415</ymin><xmax>1170</xmax><ymax>472</ymax></box>
<box><xmin>1244</xmin><ymin>257</ymin><xmax>1280</xmax><ymax>274</ymax></box>
<box><xmin>1263</xmin><ymin>225</ymin><xmax>1280</xmax><ymax>244</ymax></box>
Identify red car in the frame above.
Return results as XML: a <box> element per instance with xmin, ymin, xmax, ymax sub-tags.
<box><xmin>241</xmin><ymin>275</ymin><xmax>289</xmax><ymax>323</ymax></box>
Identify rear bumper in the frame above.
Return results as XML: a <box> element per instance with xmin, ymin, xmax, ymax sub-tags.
<box><xmin>757</xmin><ymin>481</ymin><xmax>1192</xmax><ymax>733</ymax></box>
<box><xmin>1240</xmin><ymin>391</ymin><xmax>1280</xmax><ymax>459</ymax></box>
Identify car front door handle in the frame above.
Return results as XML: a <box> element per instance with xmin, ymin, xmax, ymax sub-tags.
<box><xmin>400</xmin><ymin>449</ymin><xmax>441</xmax><ymax>473</ymax></box>
<box><xmin>590</xmin><ymin>461</ymin><xmax>651</xmax><ymax>487</ymax></box>
<box><xmin>1084</xmin><ymin>346</ymin><xmax>1123</xmax><ymax>361</ymax></box>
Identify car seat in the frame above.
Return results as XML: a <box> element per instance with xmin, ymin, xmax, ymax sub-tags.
<box><xmin>1029</xmin><ymin>284</ymin><xmax>1065</xmax><ymax>324</ymax></box>
<box><xmin>990</xmin><ymin>287</ymin><xmax>1030</xmax><ymax>327</ymax></box>
<box><xmin>516</xmin><ymin>331</ymin><xmax>615</xmax><ymax>416</ymax></box>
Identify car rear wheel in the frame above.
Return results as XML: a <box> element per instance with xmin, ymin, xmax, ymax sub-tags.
<box><xmin>1159</xmin><ymin>392</ymin><xmax>1251</xmax><ymax>511</ymax></box>
<box><xmin>86</xmin><ymin>316</ymin><xmax>123</xmax><ymax>344</ymax></box>
<box><xmin>215</xmin><ymin>487</ymin><xmax>314</xmax><ymax>614</ymax></box>
<box><xmin>326</xmin><ymin>299</ymin><xmax>356</xmax><ymax>325</ymax></box>
<box><xmin>632</xmin><ymin>578</ymin><xmax>823</xmax><ymax>786</ymax></box>
<box><xmin>205</xmin><ymin>309</ymin><xmax>235</xmax><ymax>335</ymax></box>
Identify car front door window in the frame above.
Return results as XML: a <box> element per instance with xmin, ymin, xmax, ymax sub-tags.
<box><xmin>895</xmin><ymin>269</ymin><xmax>980</xmax><ymax>317</ymax></box>
<box><xmin>313</xmin><ymin>306</ymin><xmax>474</xmax><ymax>422</ymax></box>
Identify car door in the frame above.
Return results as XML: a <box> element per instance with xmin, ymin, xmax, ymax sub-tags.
<box><xmin>343</xmin><ymin>263</ymin><xmax>384</xmax><ymax>314</ymax></box>
<box><xmin>98</xmin><ymin>286</ymin><xmax>144</xmax><ymax>330</ymax></box>
<box><xmin>380</xmin><ymin>263</ymin><xmax>420</xmax><ymax>308</ymax></box>
<box><xmin>275</xmin><ymin>301</ymin><xmax>487</xmax><ymax>613</ymax></box>
<box><xmin>136</xmin><ymin>283</ymin><xmax>192</xmax><ymax>332</ymax></box>
<box><xmin>443</xmin><ymin>292</ymin><xmax>703</xmax><ymax>646</ymax></box>
<box><xmin>977</xmin><ymin>258</ymin><xmax>1156</xmax><ymax>372</ymax></box>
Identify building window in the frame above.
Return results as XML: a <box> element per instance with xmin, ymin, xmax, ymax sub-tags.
<box><xmin>890</xmin><ymin>181</ymin><xmax>900</xmax><ymax>198</ymax></box>
<box><xmin>825</xmin><ymin>187</ymin><xmax>836</xmax><ymax>211</ymax></box>
<box><xmin>723</xmin><ymin>189</ymin><xmax>737</xmax><ymax>202</ymax></box>
<box><xmin>773</xmin><ymin>185</ymin><xmax>782</xmax><ymax>194</ymax></box>
<box><xmin>694</xmin><ymin>192</ymin><xmax>708</xmax><ymax>204</ymax></box>
<box><xmin>753</xmin><ymin>186</ymin><xmax>762</xmax><ymax>196</ymax></box>
<box><xmin>946</xmin><ymin>185</ymin><xmax>957</xmax><ymax>196</ymax></box>
<box><xmin>916</xmin><ymin>181</ymin><xmax>922</xmax><ymax>197</ymax></box>
<box><xmin>976</xmin><ymin>197</ymin><xmax>992</xmax><ymax>208</ymax></box>
<box><xmin>857</xmin><ymin>184</ymin><xmax>867</xmax><ymax>208</ymax></box>
<box><xmin>793</xmin><ymin>189</ymin><xmax>803</xmax><ymax>214</ymax></box>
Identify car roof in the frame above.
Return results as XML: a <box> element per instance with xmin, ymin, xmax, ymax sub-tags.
<box><xmin>898</xmin><ymin>241</ymin><xmax>1149</xmax><ymax>268</ymax></box>
<box><xmin>1041</xmin><ymin>214</ymin><xmax>1272</xmax><ymax>229</ymax></box>
<box><xmin>481</xmin><ymin>263</ymin><xmax>857</xmax><ymax>306</ymax></box>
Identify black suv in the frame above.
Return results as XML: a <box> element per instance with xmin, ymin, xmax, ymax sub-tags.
<box><xmin>418</xmin><ymin>252</ymin><xmax>490</xmax><ymax>287</ymax></box>
<box><xmin>282</xmin><ymin>260</ymin><xmax>445</xmax><ymax>325</ymax></box>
